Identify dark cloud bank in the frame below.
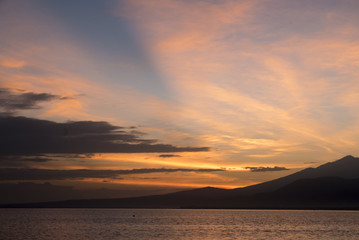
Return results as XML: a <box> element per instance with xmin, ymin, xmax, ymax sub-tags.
<box><xmin>0</xmin><ymin>168</ymin><xmax>224</xmax><ymax>181</ymax></box>
<box><xmin>0</xmin><ymin>88</ymin><xmax>209</xmax><ymax>155</ymax></box>
<box><xmin>158</xmin><ymin>154</ymin><xmax>181</xmax><ymax>158</ymax></box>
<box><xmin>245</xmin><ymin>166</ymin><xmax>289</xmax><ymax>172</ymax></box>
<box><xmin>0</xmin><ymin>88</ymin><xmax>68</xmax><ymax>113</ymax></box>
<box><xmin>0</xmin><ymin>87</ymin><xmax>211</xmax><ymax>178</ymax></box>
<box><xmin>0</xmin><ymin>115</ymin><xmax>209</xmax><ymax>156</ymax></box>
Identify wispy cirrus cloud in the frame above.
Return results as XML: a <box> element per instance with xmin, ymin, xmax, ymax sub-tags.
<box><xmin>0</xmin><ymin>57</ymin><xmax>26</xmax><ymax>68</ymax></box>
<box><xmin>117</xmin><ymin>0</ymin><xmax>359</xmax><ymax>165</ymax></box>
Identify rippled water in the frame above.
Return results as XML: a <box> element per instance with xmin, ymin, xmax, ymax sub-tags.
<box><xmin>1</xmin><ymin>208</ymin><xmax>358</xmax><ymax>239</ymax></box>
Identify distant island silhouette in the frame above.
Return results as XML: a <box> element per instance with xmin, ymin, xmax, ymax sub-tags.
<box><xmin>2</xmin><ymin>155</ymin><xmax>359</xmax><ymax>209</ymax></box>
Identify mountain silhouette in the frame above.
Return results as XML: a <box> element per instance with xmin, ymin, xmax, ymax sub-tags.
<box><xmin>232</xmin><ymin>155</ymin><xmax>359</xmax><ymax>195</ymax></box>
<box><xmin>2</xmin><ymin>155</ymin><xmax>359</xmax><ymax>209</ymax></box>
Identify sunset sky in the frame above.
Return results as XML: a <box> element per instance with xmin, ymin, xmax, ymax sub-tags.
<box><xmin>1</xmin><ymin>0</ymin><xmax>359</xmax><ymax>198</ymax></box>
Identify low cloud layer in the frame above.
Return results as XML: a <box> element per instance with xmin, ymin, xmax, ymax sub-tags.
<box><xmin>158</xmin><ymin>154</ymin><xmax>181</xmax><ymax>158</ymax></box>
<box><xmin>0</xmin><ymin>116</ymin><xmax>209</xmax><ymax>156</ymax></box>
<box><xmin>0</xmin><ymin>155</ymin><xmax>52</xmax><ymax>168</ymax></box>
<box><xmin>245</xmin><ymin>166</ymin><xmax>289</xmax><ymax>172</ymax></box>
<box><xmin>0</xmin><ymin>168</ymin><xmax>225</xmax><ymax>181</ymax></box>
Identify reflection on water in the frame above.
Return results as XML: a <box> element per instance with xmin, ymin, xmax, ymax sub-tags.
<box><xmin>1</xmin><ymin>209</ymin><xmax>358</xmax><ymax>240</ymax></box>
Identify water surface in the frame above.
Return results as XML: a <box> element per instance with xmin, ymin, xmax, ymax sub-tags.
<box><xmin>1</xmin><ymin>209</ymin><xmax>358</xmax><ymax>239</ymax></box>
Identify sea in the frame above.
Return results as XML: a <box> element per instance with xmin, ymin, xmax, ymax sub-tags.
<box><xmin>0</xmin><ymin>209</ymin><xmax>358</xmax><ymax>239</ymax></box>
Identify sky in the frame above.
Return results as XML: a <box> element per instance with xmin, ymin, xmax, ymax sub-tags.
<box><xmin>1</xmin><ymin>0</ymin><xmax>359</xmax><ymax>200</ymax></box>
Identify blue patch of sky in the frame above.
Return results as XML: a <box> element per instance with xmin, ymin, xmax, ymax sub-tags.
<box><xmin>38</xmin><ymin>0</ymin><xmax>172</xmax><ymax>101</ymax></box>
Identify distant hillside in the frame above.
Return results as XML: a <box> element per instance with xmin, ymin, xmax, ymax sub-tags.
<box><xmin>3</xmin><ymin>155</ymin><xmax>359</xmax><ymax>209</ymax></box>
<box><xmin>232</xmin><ymin>155</ymin><xmax>359</xmax><ymax>195</ymax></box>
<box><xmin>247</xmin><ymin>177</ymin><xmax>359</xmax><ymax>209</ymax></box>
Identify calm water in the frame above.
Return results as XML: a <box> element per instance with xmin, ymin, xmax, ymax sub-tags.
<box><xmin>0</xmin><ymin>209</ymin><xmax>358</xmax><ymax>239</ymax></box>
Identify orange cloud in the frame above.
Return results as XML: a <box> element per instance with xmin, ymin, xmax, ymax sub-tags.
<box><xmin>0</xmin><ymin>57</ymin><xmax>26</xmax><ymax>68</ymax></box>
<box><xmin>115</xmin><ymin>0</ymin><xmax>359</xmax><ymax>166</ymax></box>
<box><xmin>119</xmin><ymin>0</ymin><xmax>255</xmax><ymax>55</ymax></box>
